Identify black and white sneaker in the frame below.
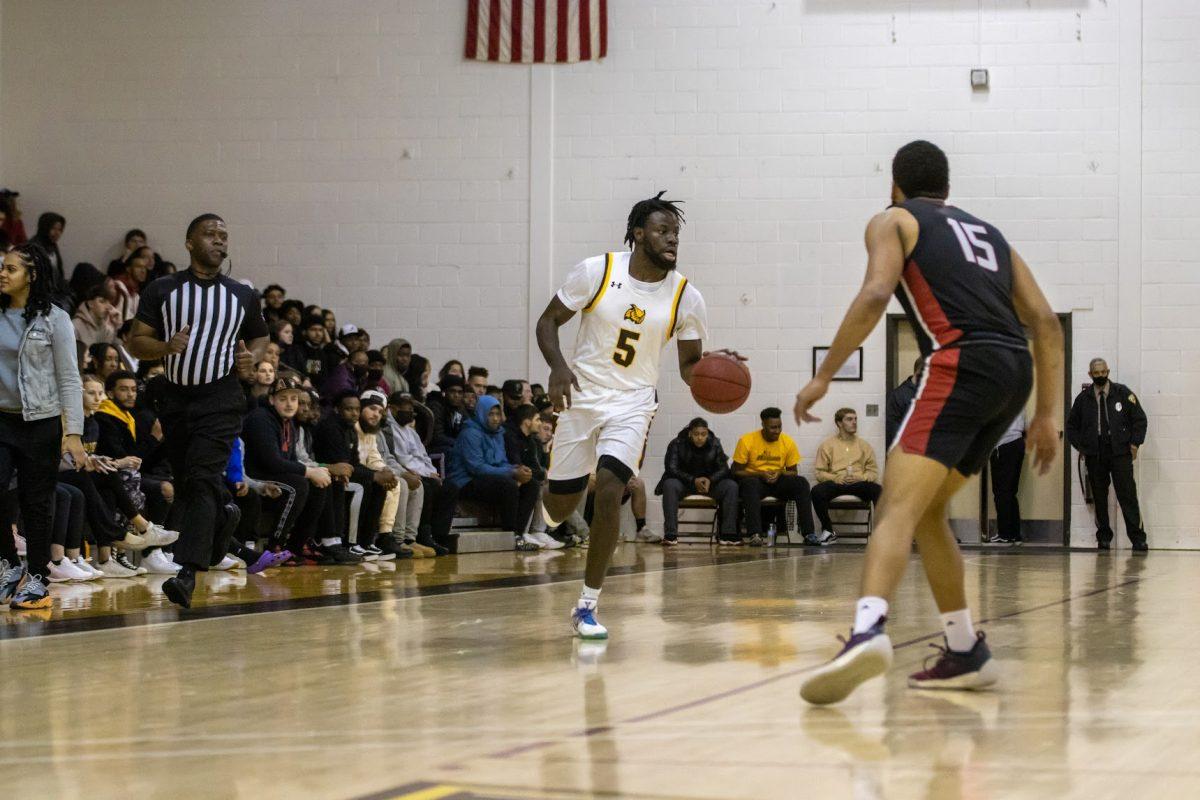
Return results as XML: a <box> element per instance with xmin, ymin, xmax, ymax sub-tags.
<box><xmin>347</xmin><ymin>544</ymin><xmax>379</xmax><ymax>562</ymax></box>
<box><xmin>362</xmin><ymin>543</ymin><xmax>394</xmax><ymax>562</ymax></box>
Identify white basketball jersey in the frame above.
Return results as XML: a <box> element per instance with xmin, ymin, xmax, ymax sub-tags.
<box><xmin>556</xmin><ymin>251</ymin><xmax>707</xmax><ymax>391</ymax></box>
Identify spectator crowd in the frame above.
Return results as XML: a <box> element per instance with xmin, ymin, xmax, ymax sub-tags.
<box><xmin>0</xmin><ymin>197</ymin><xmax>882</xmax><ymax>611</ymax></box>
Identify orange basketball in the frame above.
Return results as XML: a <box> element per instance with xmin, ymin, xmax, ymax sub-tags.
<box><xmin>690</xmin><ymin>355</ymin><xmax>751</xmax><ymax>414</ymax></box>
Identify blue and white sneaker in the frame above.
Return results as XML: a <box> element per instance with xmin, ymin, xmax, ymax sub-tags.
<box><xmin>799</xmin><ymin>619</ymin><xmax>893</xmax><ymax>705</ymax></box>
<box><xmin>0</xmin><ymin>559</ymin><xmax>25</xmax><ymax>603</ymax></box>
<box><xmin>571</xmin><ymin>604</ymin><xmax>608</xmax><ymax>640</ymax></box>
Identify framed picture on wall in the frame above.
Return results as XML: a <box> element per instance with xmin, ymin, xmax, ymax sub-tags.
<box><xmin>812</xmin><ymin>346</ymin><xmax>863</xmax><ymax>382</ymax></box>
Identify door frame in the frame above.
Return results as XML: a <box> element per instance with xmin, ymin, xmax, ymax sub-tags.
<box><xmin>884</xmin><ymin>312</ymin><xmax>1073</xmax><ymax>544</ymax></box>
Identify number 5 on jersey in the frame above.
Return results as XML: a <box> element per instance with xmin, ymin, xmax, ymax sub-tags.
<box><xmin>613</xmin><ymin>328</ymin><xmax>640</xmax><ymax>367</ymax></box>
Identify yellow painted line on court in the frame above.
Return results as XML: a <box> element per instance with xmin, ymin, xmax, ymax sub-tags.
<box><xmin>391</xmin><ymin>785</ymin><xmax>464</xmax><ymax>800</ymax></box>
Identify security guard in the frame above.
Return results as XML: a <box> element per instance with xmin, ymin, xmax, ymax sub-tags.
<box><xmin>1066</xmin><ymin>358</ymin><xmax>1148</xmax><ymax>551</ymax></box>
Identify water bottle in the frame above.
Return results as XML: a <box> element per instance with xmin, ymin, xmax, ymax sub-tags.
<box><xmin>767</xmin><ymin>523</ymin><xmax>777</xmax><ymax>548</ymax></box>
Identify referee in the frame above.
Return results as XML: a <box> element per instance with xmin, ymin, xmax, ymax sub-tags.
<box><xmin>128</xmin><ymin>214</ymin><xmax>268</xmax><ymax>608</ymax></box>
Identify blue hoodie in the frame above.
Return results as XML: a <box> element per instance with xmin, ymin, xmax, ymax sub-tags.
<box><xmin>447</xmin><ymin>394</ymin><xmax>514</xmax><ymax>489</ymax></box>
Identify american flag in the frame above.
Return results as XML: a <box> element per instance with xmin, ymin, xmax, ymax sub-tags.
<box><xmin>465</xmin><ymin>0</ymin><xmax>608</xmax><ymax>64</ymax></box>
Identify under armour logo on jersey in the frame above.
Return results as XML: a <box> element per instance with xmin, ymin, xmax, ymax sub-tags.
<box><xmin>610</xmin><ymin>280</ymin><xmax>622</xmax><ymax>289</ymax></box>
<box><xmin>623</xmin><ymin>304</ymin><xmax>647</xmax><ymax>324</ymax></box>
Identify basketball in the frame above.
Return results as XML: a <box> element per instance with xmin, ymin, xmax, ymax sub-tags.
<box><xmin>690</xmin><ymin>354</ymin><xmax>751</xmax><ymax>414</ymax></box>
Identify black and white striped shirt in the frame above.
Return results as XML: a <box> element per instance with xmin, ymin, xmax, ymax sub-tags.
<box><xmin>135</xmin><ymin>271</ymin><xmax>268</xmax><ymax>387</ymax></box>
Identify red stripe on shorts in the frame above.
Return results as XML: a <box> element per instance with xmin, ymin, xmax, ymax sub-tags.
<box><xmin>899</xmin><ymin>348</ymin><xmax>961</xmax><ymax>457</ymax></box>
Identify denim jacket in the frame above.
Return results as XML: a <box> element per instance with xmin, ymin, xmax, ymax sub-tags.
<box><xmin>15</xmin><ymin>305</ymin><xmax>84</xmax><ymax>435</ymax></box>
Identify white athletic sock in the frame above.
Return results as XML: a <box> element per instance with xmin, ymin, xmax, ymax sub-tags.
<box><xmin>579</xmin><ymin>585</ymin><xmax>601</xmax><ymax>609</ymax></box>
<box><xmin>852</xmin><ymin>596</ymin><xmax>888</xmax><ymax>634</ymax></box>
<box><xmin>940</xmin><ymin>609</ymin><xmax>977</xmax><ymax>652</ymax></box>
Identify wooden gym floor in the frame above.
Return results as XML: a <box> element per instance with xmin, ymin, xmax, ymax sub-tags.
<box><xmin>1</xmin><ymin>543</ymin><xmax>1195</xmax><ymax>800</ymax></box>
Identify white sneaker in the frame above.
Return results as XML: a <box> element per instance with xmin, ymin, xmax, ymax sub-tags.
<box><xmin>47</xmin><ymin>559</ymin><xmax>92</xmax><ymax>583</ymax></box>
<box><xmin>530</xmin><ymin>531</ymin><xmax>565</xmax><ymax>550</ymax></box>
<box><xmin>817</xmin><ymin>529</ymin><xmax>838</xmax><ymax>545</ymax></box>
<box><xmin>636</xmin><ymin>527</ymin><xmax>664</xmax><ymax>543</ymax></box>
<box><xmin>211</xmin><ymin>555</ymin><xmax>240</xmax><ymax>571</ymax></box>
<box><xmin>514</xmin><ymin>535</ymin><xmax>541</xmax><ymax>552</ymax></box>
<box><xmin>139</xmin><ymin>523</ymin><xmax>180</xmax><ymax>548</ymax></box>
<box><xmin>142</xmin><ymin>549</ymin><xmax>181</xmax><ymax>575</ymax></box>
<box><xmin>363</xmin><ymin>544</ymin><xmax>395</xmax><ymax>562</ymax></box>
<box><xmin>95</xmin><ymin>557</ymin><xmax>139</xmax><ymax>579</ymax></box>
<box><xmin>72</xmin><ymin>557</ymin><xmax>104</xmax><ymax>581</ymax></box>
<box><xmin>348</xmin><ymin>545</ymin><xmax>378</xmax><ymax>562</ymax></box>
<box><xmin>113</xmin><ymin>551</ymin><xmax>147</xmax><ymax>576</ymax></box>
<box><xmin>112</xmin><ymin>530</ymin><xmax>149</xmax><ymax>551</ymax></box>
<box><xmin>570</xmin><ymin>603</ymin><xmax>608</xmax><ymax>640</ymax></box>
<box><xmin>228</xmin><ymin>554</ymin><xmax>248</xmax><ymax>570</ymax></box>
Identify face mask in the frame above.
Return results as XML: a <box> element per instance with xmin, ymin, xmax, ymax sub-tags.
<box><xmin>1092</xmin><ymin>375</ymin><xmax>1108</xmax><ymax>387</ymax></box>
<box><xmin>367</xmin><ymin>368</ymin><xmax>383</xmax><ymax>381</ymax></box>
<box><xmin>395</xmin><ymin>412</ymin><xmax>414</xmax><ymax>426</ymax></box>
<box><xmin>353</xmin><ymin>364</ymin><xmax>368</xmax><ymax>377</ymax></box>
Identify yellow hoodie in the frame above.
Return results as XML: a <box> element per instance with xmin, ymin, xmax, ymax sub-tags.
<box><xmin>97</xmin><ymin>398</ymin><xmax>136</xmax><ymax>441</ymax></box>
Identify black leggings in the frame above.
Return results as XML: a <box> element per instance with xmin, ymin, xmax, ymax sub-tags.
<box><xmin>58</xmin><ymin>469</ymin><xmax>137</xmax><ymax>547</ymax></box>
<box><xmin>51</xmin><ymin>482</ymin><xmax>85</xmax><ymax>550</ymax></box>
<box><xmin>0</xmin><ymin>413</ymin><xmax>63</xmax><ymax>573</ymax></box>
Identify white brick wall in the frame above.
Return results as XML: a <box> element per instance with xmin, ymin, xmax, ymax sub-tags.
<box><xmin>1</xmin><ymin>0</ymin><xmax>1195</xmax><ymax>545</ymax></box>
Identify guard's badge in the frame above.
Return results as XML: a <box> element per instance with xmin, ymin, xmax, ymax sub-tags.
<box><xmin>623</xmin><ymin>304</ymin><xmax>646</xmax><ymax>324</ymax></box>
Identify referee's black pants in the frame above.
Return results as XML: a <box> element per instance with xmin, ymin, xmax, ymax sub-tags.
<box><xmin>1085</xmin><ymin>444</ymin><xmax>1146</xmax><ymax>547</ymax></box>
<box><xmin>158</xmin><ymin>375</ymin><xmax>245</xmax><ymax>571</ymax></box>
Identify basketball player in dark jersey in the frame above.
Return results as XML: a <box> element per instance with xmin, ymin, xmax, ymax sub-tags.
<box><xmin>793</xmin><ymin>141</ymin><xmax>1064</xmax><ymax>704</ymax></box>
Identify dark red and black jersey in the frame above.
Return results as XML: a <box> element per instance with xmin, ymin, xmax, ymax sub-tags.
<box><xmin>894</xmin><ymin>199</ymin><xmax>1027</xmax><ymax>356</ymax></box>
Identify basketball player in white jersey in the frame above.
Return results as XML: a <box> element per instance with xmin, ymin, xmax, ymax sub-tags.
<box><xmin>537</xmin><ymin>192</ymin><xmax>738</xmax><ymax>640</ymax></box>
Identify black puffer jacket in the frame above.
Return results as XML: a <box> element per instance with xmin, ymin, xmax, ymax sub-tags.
<box><xmin>654</xmin><ymin>426</ymin><xmax>732</xmax><ymax>495</ymax></box>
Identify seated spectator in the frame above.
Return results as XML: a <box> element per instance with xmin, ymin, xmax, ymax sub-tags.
<box><xmin>72</xmin><ymin>284</ymin><xmax>120</xmax><ymax>348</ymax></box>
<box><xmin>84</xmin><ymin>342</ymin><xmax>121</xmax><ymax>384</ymax></box>
<box><xmin>364</xmin><ymin>349</ymin><xmax>391</xmax><ymax>396</ymax></box>
<box><xmin>261</xmin><ymin>284</ymin><xmax>286</xmax><ymax>323</ymax></box>
<box><xmin>59</xmin><ymin>376</ymin><xmax>175</xmax><ymax>578</ymax></box>
<box><xmin>503</xmin><ymin>403</ymin><xmax>561</xmax><ymax>549</ymax></box>
<box><xmin>350</xmin><ymin>392</ymin><xmax>400</xmax><ymax>559</ymax></box>
<box><xmin>322</xmin><ymin>309</ymin><xmax>338</xmax><ymax>341</ymax></box>
<box><xmin>314</xmin><ymin>391</ymin><xmax>394</xmax><ymax>562</ymax></box>
<box><xmin>264</xmin><ymin>341</ymin><xmax>283</xmax><ymax>370</ymax></box>
<box><xmin>270</xmin><ymin>319</ymin><xmax>294</xmax><ymax>349</ymax></box>
<box><xmin>467</xmin><ymin>365</ymin><xmax>489</xmax><ymax>396</ymax></box>
<box><xmin>383</xmin><ymin>392</ymin><xmax>460</xmax><ymax>551</ymax></box>
<box><xmin>446</xmin><ymin>395</ymin><xmax>539</xmax><ymax>550</ymax></box>
<box><xmin>500</xmin><ymin>379</ymin><xmax>531</xmax><ymax>418</ymax></box>
<box><xmin>811</xmin><ymin>408</ymin><xmax>881</xmax><ymax>543</ymax></box>
<box><xmin>485</xmin><ymin>384</ymin><xmax>503</xmax><ymax>401</ymax></box>
<box><xmin>358</xmin><ymin>390</ymin><xmax>435</xmax><ymax>557</ymax></box>
<box><xmin>438</xmin><ymin>359</ymin><xmax>465</xmax><ymax>384</ymax></box>
<box><xmin>105</xmin><ymin>229</ymin><xmax>146</xmax><ymax>276</ymax></box>
<box><xmin>426</xmin><ymin>374</ymin><xmax>467</xmax><ymax>455</ymax></box>
<box><xmin>322</xmin><ymin>349</ymin><xmax>368</xmax><ymax>404</ymax></box>
<box><xmin>247</xmin><ymin>360</ymin><xmax>275</xmax><ymax>405</ymax></box>
<box><xmin>382</xmin><ymin>338</ymin><xmax>411</xmax><ymax>394</ymax></box>
<box><xmin>656</xmin><ymin>417</ymin><xmax>738</xmax><ymax>546</ymax></box>
<box><xmin>242</xmin><ymin>375</ymin><xmax>334</xmax><ymax>561</ymax></box>
<box><xmin>223</xmin><ymin>436</ymin><xmax>292</xmax><ymax>573</ymax></box>
<box><xmin>112</xmin><ymin>245</ymin><xmax>152</xmax><ymax>322</ymax></box>
<box><xmin>731</xmin><ymin>407</ymin><xmax>817</xmax><ymax>547</ymax></box>
<box><xmin>338</xmin><ymin>324</ymin><xmax>368</xmax><ymax>356</ymax></box>
<box><xmin>405</xmin><ymin>354</ymin><xmax>431</xmax><ymax>401</ymax></box>
<box><xmin>33</xmin><ymin>211</ymin><xmax>66</xmax><ymax>291</ymax></box>
<box><xmin>68</xmin><ymin>261</ymin><xmax>108</xmax><ymax>308</ymax></box>
<box><xmin>283</xmin><ymin>314</ymin><xmax>340</xmax><ymax>389</ymax></box>
<box><xmin>279</xmin><ymin>299</ymin><xmax>304</xmax><ymax>328</ymax></box>
<box><xmin>115</xmin><ymin>319</ymin><xmax>139</xmax><ymax>372</ymax></box>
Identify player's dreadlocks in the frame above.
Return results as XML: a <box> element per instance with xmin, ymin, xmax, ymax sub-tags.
<box><xmin>1</xmin><ymin>242</ymin><xmax>56</xmax><ymax>324</ymax></box>
<box><xmin>624</xmin><ymin>191</ymin><xmax>685</xmax><ymax>248</ymax></box>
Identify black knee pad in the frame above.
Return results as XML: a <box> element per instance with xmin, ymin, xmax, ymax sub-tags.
<box><xmin>548</xmin><ymin>475</ymin><xmax>589</xmax><ymax>495</ymax></box>
<box><xmin>596</xmin><ymin>455</ymin><xmax>634</xmax><ymax>486</ymax></box>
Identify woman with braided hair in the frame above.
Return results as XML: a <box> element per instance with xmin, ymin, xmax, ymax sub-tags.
<box><xmin>0</xmin><ymin>242</ymin><xmax>87</xmax><ymax>610</ymax></box>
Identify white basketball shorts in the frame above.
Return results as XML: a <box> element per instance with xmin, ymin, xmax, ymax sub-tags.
<box><xmin>546</xmin><ymin>377</ymin><xmax>658</xmax><ymax>482</ymax></box>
